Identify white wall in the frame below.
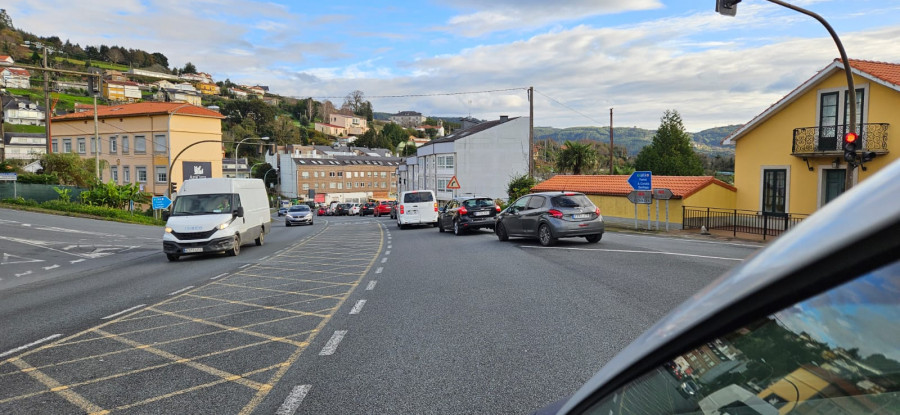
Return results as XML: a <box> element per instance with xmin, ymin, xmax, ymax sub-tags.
<box><xmin>280</xmin><ymin>154</ymin><xmax>298</xmax><ymax>198</ymax></box>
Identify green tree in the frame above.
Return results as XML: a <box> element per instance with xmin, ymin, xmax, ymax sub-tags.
<box><xmin>0</xmin><ymin>9</ymin><xmax>13</xmax><ymax>30</ymax></box>
<box><xmin>182</xmin><ymin>62</ymin><xmax>197</xmax><ymax>74</ymax></box>
<box><xmin>634</xmin><ymin>110</ymin><xmax>704</xmax><ymax>176</ymax></box>
<box><xmin>555</xmin><ymin>140</ymin><xmax>599</xmax><ymax>175</ymax></box>
<box><xmin>39</xmin><ymin>152</ymin><xmax>98</xmax><ymax>187</ymax></box>
<box><xmin>506</xmin><ymin>174</ymin><xmax>537</xmax><ymax>203</ymax></box>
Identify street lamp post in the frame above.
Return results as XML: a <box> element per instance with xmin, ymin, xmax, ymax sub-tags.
<box><xmin>166</xmin><ymin>103</ymin><xmax>194</xmax><ymax>198</ymax></box>
<box><xmin>234</xmin><ymin>136</ymin><xmax>269</xmax><ymax>177</ymax></box>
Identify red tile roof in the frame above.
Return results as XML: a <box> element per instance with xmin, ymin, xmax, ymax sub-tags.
<box><xmin>848</xmin><ymin>59</ymin><xmax>900</xmax><ymax>87</ymax></box>
<box><xmin>531</xmin><ymin>175</ymin><xmax>735</xmax><ymax>199</ymax></box>
<box><xmin>52</xmin><ymin>102</ymin><xmax>225</xmax><ymax>121</ymax></box>
<box><xmin>3</xmin><ymin>67</ymin><xmax>30</xmax><ymax>76</ymax></box>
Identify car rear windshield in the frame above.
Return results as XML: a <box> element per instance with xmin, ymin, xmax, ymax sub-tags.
<box><xmin>403</xmin><ymin>192</ymin><xmax>434</xmax><ymax>203</ymax></box>
<box><xmin>463</xmin><ymin>198</ymin><xmax>495</xmax><ymax>208</ymax></box>
<box><xmin>551</xmin><ymin>194</ymin><xmax>593</xmax><ymax>208</ymax></box>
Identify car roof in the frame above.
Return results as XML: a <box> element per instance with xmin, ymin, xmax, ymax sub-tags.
<box><xmin>558</xmin><ymin>158</ymin><xmax>900</xmax><ymax>413</ymax></box>
<box><xmin>289</xmin><ymin>205</ymin><xmax>309</xmax><ymax>209</ymax></box>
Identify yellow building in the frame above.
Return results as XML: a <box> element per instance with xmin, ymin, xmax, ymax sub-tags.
<box><xmin>531</xmin><ymin>175</ymin><xmax>735</xmax><ymax>229</ymax></box>
<box><xmin>724</xmin><ymin>59</ymin><xmax>898</xmax><ymax>214</ymax></box>
<box><xmin>195</xmin><ymin>82</ymin><xmax>220</xmax><ymax>95</ymax></box>
<box><xmin>51</xmin><ymin>102</ymin><xmax>226</xmax><ymax>196</ymax></box>
<box><xmin>103</xmin><ymin>80</ymin><xmax>142</xmax><ymax>103</ymax></box>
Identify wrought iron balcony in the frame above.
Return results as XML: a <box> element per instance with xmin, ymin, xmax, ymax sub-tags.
<box><xmin>792</xmin><ymin>123</ymin><xmax>889</xmax><ymax>157</ymax></box>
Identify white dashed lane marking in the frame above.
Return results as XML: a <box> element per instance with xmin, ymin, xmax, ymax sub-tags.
<box><xmin>366</xmin><ymin>281</ymin><xmax>377</xmax><ymax>291</ymax></box>
<box><xmin>275</xmin><ymin>385</ymin><xmax>312</xmax><ymax>415</ymax></box>
<box><xmin>349</xmin><ymin>300</ymin><xmax>366</xmax><ymax>315</ymax></box>
<box><xmin>319</xmin><ymin>330</ymin><xmax>347</xmax><ymax>356</ymax></box>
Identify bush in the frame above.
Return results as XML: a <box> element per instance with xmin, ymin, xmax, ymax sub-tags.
<box><xmin>17</xmin><ymin>173</ymin><xmax>60</xmax><ymax>184</ymax></box>
<box><xmin>1</xmin><ymin>197</ymin><xmax>39</xmax><ymax>207</ymax></box>
<box><xmin>40</xmin><ymin>200</ymin><xmax>164</xmax><ymax>225</ymax></box>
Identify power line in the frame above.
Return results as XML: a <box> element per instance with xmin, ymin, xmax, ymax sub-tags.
<box><xmin>533</xmin><ymin>88</ymin><xmax>606</xmax><ymax>126</ymax></box>
<box><xmin>301</xmin><ymin>87</ymin><xmax>528</xmax><ymax>100</ymax></box>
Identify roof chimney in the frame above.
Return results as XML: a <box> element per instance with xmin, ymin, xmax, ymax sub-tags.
<box><xmin>500</xmin><ymin>115</ymin><xmax>509</xmax><ymax>122</ymax></box>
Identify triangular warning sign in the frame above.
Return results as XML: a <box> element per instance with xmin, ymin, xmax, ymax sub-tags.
<box><xmin>446</xmin><ymin>176</ymin><xmax>461</xmax><ymax>189</ymax></box>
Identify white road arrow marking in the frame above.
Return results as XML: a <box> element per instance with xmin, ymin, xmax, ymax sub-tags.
<box><xmin>2</xmin><ymin>253</ymin><xmax>44</xmax><ymax>265</ymax></box>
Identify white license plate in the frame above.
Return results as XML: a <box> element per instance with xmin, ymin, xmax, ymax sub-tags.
<box><xmin>572</xmin><ymin>214</ymin><xmax>591</xmax><ymax>219</ymax></box>
<box><xmin>183</xmin><ymin>247</ymin><xmax>203</xmax><ymax>253</ymax></box>
<box><xmin>474</xmin><ymin>211</ymin><xmax>489</xmax><ymax>216</ymax></box>
<box><xmin>408</xmin><ymin>210</ymin><xmax>417</xmax><ymax>215</ymax></box>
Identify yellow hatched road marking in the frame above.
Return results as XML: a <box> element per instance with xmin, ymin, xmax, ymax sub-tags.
<box><xmin>9</xmin><ymin>358</ymin><xmax>106</xmax><ymax>413</ymax></box>
<box><xmin>208</xmin><ymin>281</ymin><xmax>350</xmax><ymax>298</ymax></box>
<box><xmin>145</xmin><ymin>307</ymin><xmax>311</xmax><ymax>347</ymax></box>
<box><xmin>180</xmin><ymin>294</ymin><xmax>333</xmax><ymax>317</ymax></box>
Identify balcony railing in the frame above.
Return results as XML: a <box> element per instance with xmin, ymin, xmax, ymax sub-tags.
<box><xmin>683</xmin><ymin>207</ymin><xmax>809</xmax><ymax>241</ymax></box>
<box><xmin>792</xmin><ymin>123</ymin><xmax>889</xmax><ymax>156</ymax></box>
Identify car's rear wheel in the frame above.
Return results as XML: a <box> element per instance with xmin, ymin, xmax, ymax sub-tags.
<box><xmin>496</xmin><ymin>222</ymin><xmax>509</xmax><ymax>241</ymax></box>
<box><xmin>538</xmin><ymin>224</ymin><xmax>556</xmax><ymax>247</ymax></box>
<box><xmin>229</xmin><ymin>235</ymin><xmax>241</xmax><ymax>256</ymax></box>
<box><xmin>585</xmin><ymin>234</ymin><xmax>602</xmax><ymax>243</ymax></box>
<box><xmin>255</xmin><ymin>230</ymin><xmax>265</xmax><ymax>246</ymax></box>
<box><xmin>438</xmin><ymin>219</ymin><xmax>445</xmax><ymax>232</ymax></box>
<box><xmin>453</xmin><ymin>219</ymin><xmax>463</xmax><ymax>236</ymax></box>
<box><xmin>166</xmin><ymin>254</ymin><xmax>179</xmax><ymax>262</ymax></box>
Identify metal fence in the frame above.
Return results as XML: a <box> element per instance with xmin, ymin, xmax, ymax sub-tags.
<box><xmin>682</xmin><ymin>206</ymin><xmax>809</xmax><ymax>240</ymax></box>
<box><xmin>0</xmin><ymin>182</ymin><xmax>88</xmax><ymax>203</ymax></box>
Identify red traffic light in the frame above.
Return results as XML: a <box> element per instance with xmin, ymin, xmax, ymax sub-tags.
<box><xmin>844</xmin><ymin>132</ymin><xmax>859</xmax><ymax>144</ymax></box>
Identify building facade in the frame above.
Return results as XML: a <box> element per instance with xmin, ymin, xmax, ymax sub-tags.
<box><xmin>2</xmin><ymin>97</ymin><xmax>45</xmax><ymax>126</ymax></box>
<box><xmin>0</xmin><ymin>67</ymin><xmax>31</xmax><ymax>89</ymax></box>
<box><xmin>279</xmin><ymin>154</ymin><xmax>400</xmax><ymax>202</ymax></box>
<box><xmin>390</xmin><ymin>111</ymin><xmax>426</xmax><ymax>128</ymax></box>
<box><xmin>103</xmin><ymin>80</ymin><xmax>142</xmax><ymax>103</ymax></box>
<box><xmin>51</xmin><ymin>102</ymin><xmax>225</xmax><ymax>196</ymax></box>
<box><xmin>2</xmin><ymin>132</ymin><xmax>46</xmax><ymax>161</ymax></box>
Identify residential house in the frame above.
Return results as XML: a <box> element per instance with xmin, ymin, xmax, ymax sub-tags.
<box><xmin>723</xmin><ymin>59</ymin><xmax>898</xmax><ymax>215</ymax></box>
<box><xmin>2</xmin><ymin>132</ymin><xmax>46</xmax><ymax>161</ymax></box>
<box><xmin>390</xmin><ymin>111</ymin><xmax>426</xmax><ymax>128</ymax></box>
<box><xmin>55</xmin><ymin>80</ymin><xmax>88</xmax><ymax>92</ymax></box>
<box><xmin>530</xmin><ymin>175</ymin><xmax>736</xmax><ymax>229</ymax></box>
<box><xmin>103</xmin><ymin>70</ymin><xmax>128</xmax><ymax>82</ymax></box>
<box><xmin>0</xmin><ymin>55</ymin><xmax>14</xmax><ymax>66</ymax></box>
<box><xmin>103</xmin><ymin>80</ymin><xmax>142</xmax><ymax>103</ymax></box>
<box><xmin>153</xmin><ymin>82</ymin><xmax>202</xmax><ymax>106</ymax></box>
<box><xmin>327</xmin><ymin>113</ymin><xmax>368</xmax><ymax>136</ymax></box>
<box><xmin>222</xmin><ymin>158</ymin><xmax>254</xmax><ymax>179</ymax></box>
<box><xmin>195</xmin><ymin>82</ymin><xmax>220</xmax><ymax>95</ymax></box>
<box><xmin>314</xmin><ymin>122</ymin><xmax>347</xmax><ymax>137</ymax></box>
<box><xmin>127</xmin><ymin>68</ymin><xmax>181</xmax><ymax>81</ymax></box>
<box><xmin>398</xmin><ymin>115</ymin><xmax>529</xmax><ymax>202</ymax></box>
<box><xmin>180</xmin><ymin>72</ymin><xmax>213</xmax><ymax>84</ymax></box>
<box><xmin>416</xmin><ymin>122</ymin><xmax>445</xmax><ymax>138</ymax></box>
<box><xmin>2</xmin><ymin>96</ymin><xmax>45</xmax><ymax>126</ymax></box>
<box><xmin>51</xmin><ymin>102</ymin><xmax>225</xmax><ymax>196</ymax></box>
<box><xmin>1</xmin><ymin>67</ymin><xmax>31</xmax><ymax>89</ymax></box>
<box><xmin>229</xmin><ymin>87</ymin><xmax>249</xmax><ymax>99</ymax></box>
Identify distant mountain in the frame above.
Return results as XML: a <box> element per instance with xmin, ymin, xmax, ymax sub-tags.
<box><xmin>535</xmin><ymin>125</ymin><xmax>740</xmax><ymax>156</ymax></box>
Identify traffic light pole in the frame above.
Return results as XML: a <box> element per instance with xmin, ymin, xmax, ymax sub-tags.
<box><xmin>763</xmin><ymin>0</ymin><xmax>857</xmax><ymax>191</ymax></box>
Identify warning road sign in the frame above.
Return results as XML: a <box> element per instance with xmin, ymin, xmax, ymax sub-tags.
<box><xmin>446</xmin><ymin>176</ymin><xmax>461</xmax><ymax>189</ymax></box>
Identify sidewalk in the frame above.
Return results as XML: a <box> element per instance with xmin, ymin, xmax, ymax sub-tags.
<box><xmin>605</xmin><ymin>223</ymin><xmax>771</xmax><ymax>244</ymax></box>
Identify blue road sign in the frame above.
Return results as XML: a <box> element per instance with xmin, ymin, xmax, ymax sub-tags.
<box><xmin>152</xmin><ymin>196</ymin><xmax>172</xmax><ymax>210</ymax></box>
<box><xmin>628</xmin><ymin>171</ymin><xmax>652</xmax><ymax>190</ymax></box>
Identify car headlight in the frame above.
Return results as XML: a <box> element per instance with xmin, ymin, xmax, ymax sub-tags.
<box><xmin>165</xmin><ymin>227</ymin><xmax>173</xmax><ymax>233</ymax></box>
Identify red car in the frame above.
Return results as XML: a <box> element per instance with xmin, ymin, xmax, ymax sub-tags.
<box><xmin>374</xmin><ymin>201</ymin><xmax>394</xmax><ymax>217</ymax></box>
<box><xmin>317</xmin><ymin>207</ymin><xmax>326</xmax><ymax>216</ymax></box>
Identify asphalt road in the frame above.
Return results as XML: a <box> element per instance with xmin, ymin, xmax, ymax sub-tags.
<box><xmin>0</xmin><ymin>210</ymin><xmax>762</xmax><ymax>414</ymax></box>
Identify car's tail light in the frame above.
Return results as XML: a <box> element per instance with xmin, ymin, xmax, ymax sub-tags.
<box><xmin>564</xmin><ymin>192</ymin><xmax>576</xmax><ymax>196</ymax></box>
<box><xmin>495</xmin><ymin>205</ymin><xmax>501</xmax><ymax>212</ymax></box>
<box><xmin>434</xmin><ymin>203</ymin><xmax>438</xmax><ymax>212</ymax></box>
<box><xmin>594</xmin><ymin>207</ymin><xmax>601</xmax><ymax>216</ymax></box>
<box><xmin>548</xmin><ymin>209</ymin><xmax>563</xmax><ymax>219</ymax></box>
<box><xmin>400</xmin><ymin>205</ymin><xmax>405</xmax><ymax>214</ymax></box>
<box><xmin>459</xmin><ymin>207</ymin><xmax>468</xmax><ymax>215</ymax></box>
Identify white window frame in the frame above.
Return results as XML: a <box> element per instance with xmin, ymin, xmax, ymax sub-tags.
<box><xmin>155</xmin><ymin>166</ymin><xmax>167</xmax><ymax>183</ymax></box>
<box><xmin>109</xmin><ymin>136</ymin><xmax>117</xmax><ymax>154</ymax></box>
<box><xmin>134</xmin><ymin>136</ymin><xmax>146</xmax><ymax>154</ymax></box>
<box><xmin>758</xmin><ymin>165</ymin><xmax>791</xmax><ymax>213</ymax></box>
<box><xmin>136</xmin><ymin>166</ymin><xmax>147</xmax><ymax>183</ymax></box>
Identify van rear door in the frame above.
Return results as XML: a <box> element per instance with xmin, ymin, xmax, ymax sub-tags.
<box><xmin>401</xmin><ymin>191</ymin><xmax>435</xmax><ymax>224</ymax></box>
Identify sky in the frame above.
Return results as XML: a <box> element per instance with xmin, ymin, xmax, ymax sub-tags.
<box><xmin>5</xmin><ymin>0</ymin><xmax>900</xmax><ymax>131</ymax></box>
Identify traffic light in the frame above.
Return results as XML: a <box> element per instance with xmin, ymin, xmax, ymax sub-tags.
<box><xmin>843</xmin><ymin>132</ymin><xmax>859</xmax><ymax>166</ymax></box>
<box><xmin>170</xmin><ymin>182</ymin><xmax>178</xmax><ymax>195</ymax></box>
<box><xmin>716</xmin><ymin>0</ymin><xmax>741</xmax><ymax>16</ymax></box>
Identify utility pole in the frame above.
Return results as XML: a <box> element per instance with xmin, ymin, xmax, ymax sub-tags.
<box><xmin>528</xmin><ymin>86</ymin><xmax>534</xmax><ymax>177</ymax></box>
<box><xmin>93</xmin><ymin>94</ymin><xmax>100</xmax><ymax>178</ymax></box>
<box><xmin>609</xmin><ymin>108</ymin><xmax>614</xmax><ymax>175</ymax></box>
<box><xmin>43</xmin><ymin>48</ymin><xmax>51</xmax><ymax>153</ymax></box>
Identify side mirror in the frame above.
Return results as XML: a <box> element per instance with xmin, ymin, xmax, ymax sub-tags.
<box><xmin>234</xmin><ymin>207</ymin><xmax>245</xmax><ymax>218</ymax></box>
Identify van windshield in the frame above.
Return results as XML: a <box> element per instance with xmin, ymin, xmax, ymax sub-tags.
<box><xmin>171</xmin><ymin>194</ymin><xmax>236</xmax><ymax>215</ymax></box>
<box><xmin>403</xmin><ymin>192</ymin><xmax>434</xmax><ymax>203</ymax></box>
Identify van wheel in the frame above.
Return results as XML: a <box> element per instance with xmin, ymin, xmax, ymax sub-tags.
<box><xmin>229</xmin><ymin>235</ymin><xmax>241</xmax><ymax>256</ymax></box>
<box><xmin>255</xmin><ymin>231</ymin><xmax>265</xmax><ymax>246</ymax></box>
<box><xmin>166</xmin><ymin>254</ymin><xmax>180</xmax><ymax>262</ymax></box>
<box><xmin>538</xmin><ymin>224</ymin><xmax>556</xmax><ymax>247</ymax></box>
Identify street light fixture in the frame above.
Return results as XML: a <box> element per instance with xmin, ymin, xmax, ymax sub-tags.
<box><xmin>234</xmin><ymin>136</ymin><xmax>269</xmax><ymax>177</ymax></box>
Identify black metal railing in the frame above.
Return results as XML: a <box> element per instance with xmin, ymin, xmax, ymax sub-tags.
<box><xmin>682</xmin><ymin>207</ymin><xmax>809</xmax><ymax>240</ymax></box>
<box><xmin>792</xmin><ymin>123</ymin><xmax>889</xmax><ymax>155</ymax></box>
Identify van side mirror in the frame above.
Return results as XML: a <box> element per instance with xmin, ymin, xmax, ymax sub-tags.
<box><xmin>234</xmin><ymin>207</ymin><xmax>244</xmax><ymax>218</ymax></box>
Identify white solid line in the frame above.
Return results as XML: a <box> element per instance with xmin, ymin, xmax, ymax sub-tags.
<box><xmin>375</xmin><ymin>267</ymin><xmax>383</xmax><ymax>274</ymax></box>
<box><xmin>239</xmin><ymin>264</ymin><xmax>252</xmax><ymax>268</ymax></box>
<box><xmin>102</xmin><ymin>304</ymin><xmax>147</xmax><ymax>320</ymax></box>
<box><xmin>521</xmin><ymin>246</ymin><xmax>744</xmax><ymax>261</ymax></box>
<box><xmin>69</xmin><ymin>259</ymin><xmax>85</xmax><ymax>264</ymax></box>
<box><xmin>0</xmin><ymin>334</ymin><xmax>62</xmax><ymax>358</ymax></box>
<box><xmin>385</xmin><ymin>250</ymin><xmax>391</xmax><ymax>255</ymax></box>
<box><xmin>611</xmin><ymin>232</ymin><xmax>764</xmax><ymax>248</ymax></box>
<box><xmin>381</xmin><ymin>257</ymin><xmax>387</xmax><ymax>263</ymax></box>
<box><xmin>42</xmin><ymin>264</ymin><xmax>60</xmax><ymax>270</ymax></box>
<box><xmin>366</xmin><ymin>281</ymin><xmax>377</xmax><ymax>290</ymax></box>
<box><xmin>319</xmin><ymin>330</ymin><xmax>347</xmax><ymax>355</ymax></box>
<box><xmin>349</xmin><ymin>300</ymin><xmax>367</xmax><ymax>315</ymax></box>
<box><xmin>210</xmin><ymin>273</ymin><xmax>228</xmax><ymax>280</ymax></box>
<box><xmin>168</xmin><ymin>286</ymin><xmax>195</xmax><ymax>296</ymax></box>
<box><xmin>275</xmin><ymin>385</ymin><xmax>312</xmax><ymax>415</ymax></box>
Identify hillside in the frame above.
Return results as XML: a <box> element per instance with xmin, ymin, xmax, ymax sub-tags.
<box><xmin>535</xmin><ymin>125</ymin><xmax>740</xmax><ymax>156</ymax></box>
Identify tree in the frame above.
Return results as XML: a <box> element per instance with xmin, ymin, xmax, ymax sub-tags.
<box><xmin>0</xmin><ymin>9</ymin><xmax>13</xmax><ymax>30</ymax></box>
<box><xmin>272</xmin><ymin>116</ymin><xmax>299</xmax><ymax>145</ymax></box>
<box><xmin>507</xmin><ymin>174</ymin><xmax>537</xmax><ymax>203</ymax></box>
<box><xmin>151</xmin><ymin>52</ymin><xmax>169</xmax><ymax>69</ymax></box>
<box><xmin>343</xmin><ymin>90</ymin><xmax>366</xmax><ymax>115</ymax></box>
<box><xmin>555</xmin><ymin>140</ymin><xmax>599</xmax><ymax>175</ymax></box>
<box><xmin>634</xmin><ymin>110</ymin><xmax>704</xmax><ymax>176</ymax></box>
<box><xmin>182</xmin><ymin>62</ymin><xmax>197</xmax><ymax>74</ymax></box>
<box><xmin>39</xmin><ymin>153</ymin><xmax>99</xmax><ymax>187</ymax></box>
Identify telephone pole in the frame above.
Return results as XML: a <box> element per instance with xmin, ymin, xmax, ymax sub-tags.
<box><xmin>609</xmin><ymin>108</ymin><xmax>614</xmax><ymax>175</ymax></box>
<box><xmin>528</xmin><ymin>86</ymin><xmax>534</xmax><ymax>177</ymax></box>
<box><xmin>43</xmin><ymin>48</ymin><xmax>51</xmax><ymax>153</ymax></box>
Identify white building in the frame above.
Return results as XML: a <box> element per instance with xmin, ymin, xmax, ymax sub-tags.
<box><xmin>2</xmin><ymin>97</ymin><xmax>45</xmax><ymax>126</ymax></box>
<box><xmin>390</xmin><ymin>111</ymin><xmax>426</xmax><ymax>128</ymax></box>
<box><xmin>398</xmin><ymin>115</ymin><xmax>529</xmax><ymax>202</ymax></box>
<box><xmin>2</xmin><ymin>132</ymin><xmax>46</xmax><ymax>160</ymax></box>
<box><xmin>0</xmin><ymin>67</ymin><xmax>31</xmax><ymax>89</ymax></box>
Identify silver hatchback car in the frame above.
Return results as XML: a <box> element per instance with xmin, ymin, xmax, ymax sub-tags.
<box><xmin>495</xmin><ymin>191</ymin><xmax>604</xmax><ymax>246</ymax></box>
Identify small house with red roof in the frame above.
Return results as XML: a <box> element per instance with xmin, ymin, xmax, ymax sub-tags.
<box><xmin>51</xmin><ymin>102</ymin><xmax>225</xmax><ymax>196</ymax></box>
<box><xmin>0</xmin><ymin>55</ymin><xmax>14</xmax><ymax>66</ymax></box>
<box><xmin>723</xmin><ymin>59</ymin><xmax>898</xmax><ymax>215</ymax></box>
<box><xmin>531</xmin><ymin>175</ymin><xmax>735</xmax><ymax>228</ymax></box>
<box><xmin>0</xmin><ymin>67</ymin><xmax>31</xmax><ymax>89</ymax></box>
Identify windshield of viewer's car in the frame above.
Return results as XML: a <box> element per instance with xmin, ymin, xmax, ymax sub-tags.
<box><xmin>171</xmin><ymin>194</ymin><xmax>236</xmax><ymax>215</ymax></box>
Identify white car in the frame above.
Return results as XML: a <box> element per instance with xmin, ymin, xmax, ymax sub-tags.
<box><xmin>348</xmin><ymin>203</ymin><xmax>361</xmax><ymax>215</ymax></box>
<box><xmin>396</xmin><ymin>190</ymin><xmax>439</xmax><ymax>229</ymax></box>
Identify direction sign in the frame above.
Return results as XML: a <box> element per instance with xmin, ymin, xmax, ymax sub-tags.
<box><xmin>152</xmin><ymin>196</ymin><xmax>172</xmax><ymax>210</ymax></box>
<box><xmin>653</xmin><ymin>188</ymin><xmax>673</xmax><ymax>200</ymax></box>
<box><xmin>446</xmin><ymin>175</ymin><xmax>461</xmax><ymax>189</ymax></box>
<box><xmin>0</xmin><ymin>172</ymin><xmax>17</xmax><ymax>181</ymax></box>
<box><xmin>627</xmin><ymin>171</ymin><xmax>652</xmax><ymax>190</ymax></box>
<box><xmin>626</xmin><ymin>190</ymin><xmax>653</xmax><ymax>204</ymax></box>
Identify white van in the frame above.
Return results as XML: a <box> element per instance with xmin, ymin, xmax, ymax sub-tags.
<box><xmin>163</xmin><ymin>178</ymin><xmax>271</xmax><ymax>261</ymax></box>
<box><xmin>396</xmin><ymin>190</ymin><xmax>439</xmax><ymax>229</ymax></box>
